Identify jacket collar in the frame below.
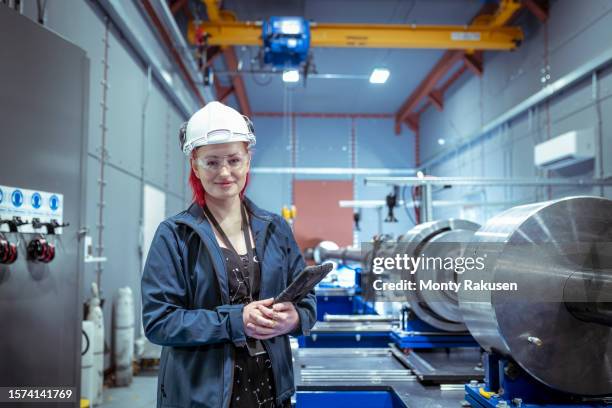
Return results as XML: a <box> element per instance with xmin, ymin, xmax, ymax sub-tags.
<box><xmin>174</xmin><ymin>197</ymin><xmax>272</xmax><ymax>304</ymax></box>
<box><xmin>243</xmin><ymin>196</ymin><xmax>273</xmax><ymax>221</ymax></box>
<box><xmin>179</xmin><ymin>196</ymin><xmax>272</xmax><ymax>239</ymax></box>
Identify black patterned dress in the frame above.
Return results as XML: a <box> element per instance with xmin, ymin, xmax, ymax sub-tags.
<box><xmin>222</xmin><ymin>247</ymin><xmax>280</xmax><ymax>408</ymax></box>
<box><xmin>204</xmin><ymin>203</ymin><xmax>290</xmax><ymax>408</ymax></box>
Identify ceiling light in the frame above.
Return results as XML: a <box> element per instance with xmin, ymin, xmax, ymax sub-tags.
<box><xmin>282</xmin><ymin>69</ymin><xmax>300</xmax><ymax>83</ymax></box>
<box><xmin>369</xmin><ymin>68</ymin><xmax>390</xmax><ymax>84</ymax></box>
<box><xmin>438</xmin><ymin>138</ymin><xmax>446</xmax><ymax>145</ymax></box>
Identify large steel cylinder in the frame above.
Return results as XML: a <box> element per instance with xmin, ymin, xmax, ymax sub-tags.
<box><xmin>311</xmin><ymin>219</ymin><xmax>481</xmax><ymax>332</ymax></box>
<box><xmin>458</xmin><ymin>196</ymin><xmax>612</xmax><ymax>396</ymax></box>
<box><xmin>393</xmin><ymin>219</ymin><xmax>480</xmax><ymax>332</ymax></box>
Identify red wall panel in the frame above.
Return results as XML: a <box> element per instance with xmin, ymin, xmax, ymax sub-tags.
<box><xmin>292</xmin><ymin>180</ymin><xmax>354</xmax><ymax>252</ymax></box>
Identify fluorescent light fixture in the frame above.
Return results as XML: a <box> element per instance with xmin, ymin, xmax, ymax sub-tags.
<box><xmin>279</xmin><ymin>19</ymin><xmax>302</xmax><ymax>35</ymax></box>
<box><xmin>369</xmin><ymin>68</ymin><xmax>390</xmax><ymax>84</ymax></box>
<box><xmin>282</xmin><ymin>69</ymin><xmax>300</xmax><ymax>83</ymax></box>
<box><xmin>438</xmin><ymin>138</ymin><xmax>446</xmax><ymax>145</ymax></box>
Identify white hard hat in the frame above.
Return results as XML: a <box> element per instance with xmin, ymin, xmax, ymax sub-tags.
<box><xmin>181</xmin><ymin>101</ymin><xmax>256</xmax><ymax>156</ymax></box>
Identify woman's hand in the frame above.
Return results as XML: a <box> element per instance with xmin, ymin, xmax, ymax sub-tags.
<box><xmin>243</xmin><ymin>298</ymin><xmax>299</xmax><ymax>340</ymax></box>
<box><xmin>271</xmin><ymin>302</ymin><xmax>299</xmax><ymax>334</ymax></box>
<box><xmin>243</xmin><ymin>298</ymin><xmax>277</xmax><ymax>339</ymax></box>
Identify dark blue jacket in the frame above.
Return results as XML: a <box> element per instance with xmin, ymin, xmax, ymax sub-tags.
<box><xmin>141</xmin><ymin>198</ymin><xmax>316</xmax><ymax>408</ymax></box>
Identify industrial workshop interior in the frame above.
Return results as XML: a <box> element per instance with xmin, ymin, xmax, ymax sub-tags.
<box><xmin>2</xmin><ymin>0</ymin><xmax>612</xmax><ymax>407</ymax></box>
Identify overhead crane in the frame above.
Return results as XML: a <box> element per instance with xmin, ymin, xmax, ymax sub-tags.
<box><xmin>179</xmin><ymin>0</ymin><xmax>531</xmax><ymax>128</ymax></box>
<box><xmin>188</xmin><ymin>0</ymin><xmax>524</xmax><ymax>51</ymax></box>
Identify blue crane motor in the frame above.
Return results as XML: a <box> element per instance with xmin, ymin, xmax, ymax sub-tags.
<box><xmin>262</xmin><ymin>16</ymin><xmax>310</xmax><ymax>68</ymax></box>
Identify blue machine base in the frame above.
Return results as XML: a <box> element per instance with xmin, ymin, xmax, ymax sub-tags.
<box><xmin>299</xmin><ymin>295</ymin><xmax>387</xmax><ymax>348</ymax></box>
<box><xmin>465</xmin><ymin>384</ymin><xmax>609</xmax><ymax>408</ymax></box>
<box><xmin>298</xmin><ymin>331</ymin><xmax>391</xmax><ymax>348</ymax></box>
<box><xmin>390</xmin><ymin>330</ymin><xmax>477</xmax><ymax>349</ymax></box>
<box><xmin>466</xmin><ymin>355</ymin><xmax>611</xmax><ymax>408</ymax></box>
<box><xmin>315</xmin><ymin>294</ymin><xmax>377</xmax><ymax>321</ymax></box>
<box><xmin>296</xmin><ymin>390</ymin><xmax>407</xmax><ymax>408</ymax></box>
<box><xmin>391</xmin><ymin>318</ymin><xmax>478</xmax><ymax>349</ymax></box>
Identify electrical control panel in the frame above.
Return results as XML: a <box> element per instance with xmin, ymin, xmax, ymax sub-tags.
<box><xmin>1</xmin><ymin>8</ymin><xmax>87</xmax><ymax>392</ymax></box>
<box><xmin>0</xmin><ymin>184</ymin><xmax>65</xmax><ymax>234</ymax></box>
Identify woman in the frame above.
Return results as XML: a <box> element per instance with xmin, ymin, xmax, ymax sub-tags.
<box><xmin>142</xmin><ymin>101</ymin><xmax>316</xmax><ymax>408</ymax></box>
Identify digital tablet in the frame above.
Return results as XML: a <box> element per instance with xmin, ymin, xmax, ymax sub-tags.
<box><xmin>273</xmin><ymin>263</ymin><xmax>334</xmax><ymax>304</ymax></box>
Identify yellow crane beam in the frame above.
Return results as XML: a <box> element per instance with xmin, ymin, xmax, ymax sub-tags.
<box><xmin>187</xmin><ymin>21</ymin><xmax>523</xmax><ymax>50</ymax></box>
<box><xmin>202</xmin><ymin>0</ymin><xmax>220</xmax><ymax>22</ymax></box>
<box><xmin>193</xmin><ymin>0</ymin><xmax>523</xmax><ymax>50</ymax></box>
<box><xmin>482</xmin><ymin>0</ymin><xmax>523</xmax><ymax>27</ymax></box>
<box><xmin>202</xmin><ymin>0</ymin><xmax>238</xmax><ymax>23</ymax></box>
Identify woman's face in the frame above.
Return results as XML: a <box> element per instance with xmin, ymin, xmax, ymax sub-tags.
<box><xmin>191</xmin><ymin>142</ymin><xmax>250</xmax><ymax>201</ymax></box>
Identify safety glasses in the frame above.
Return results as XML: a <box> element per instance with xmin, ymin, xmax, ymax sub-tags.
<box><xmin>195</xmin><ymin>151</ymin><xmax>249</xmax><ymax>172</ymax></box>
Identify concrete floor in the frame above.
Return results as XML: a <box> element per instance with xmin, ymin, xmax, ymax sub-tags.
<box><xmin>100</xmin><ymin>372</ymin><xmax>157</xmax><ymax>408</ymax></box>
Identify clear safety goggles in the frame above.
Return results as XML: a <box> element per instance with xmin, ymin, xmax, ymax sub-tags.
<box><xmin>195</xmin><ymin>151</ymin><xmax>249</xmax><ymax>172</ymax></box>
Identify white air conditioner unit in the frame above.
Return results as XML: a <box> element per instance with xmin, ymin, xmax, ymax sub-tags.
<box><xmin>534</xmin><ymin>129</ymin><xmax>595</xmax><ymax>170</ymax></box>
